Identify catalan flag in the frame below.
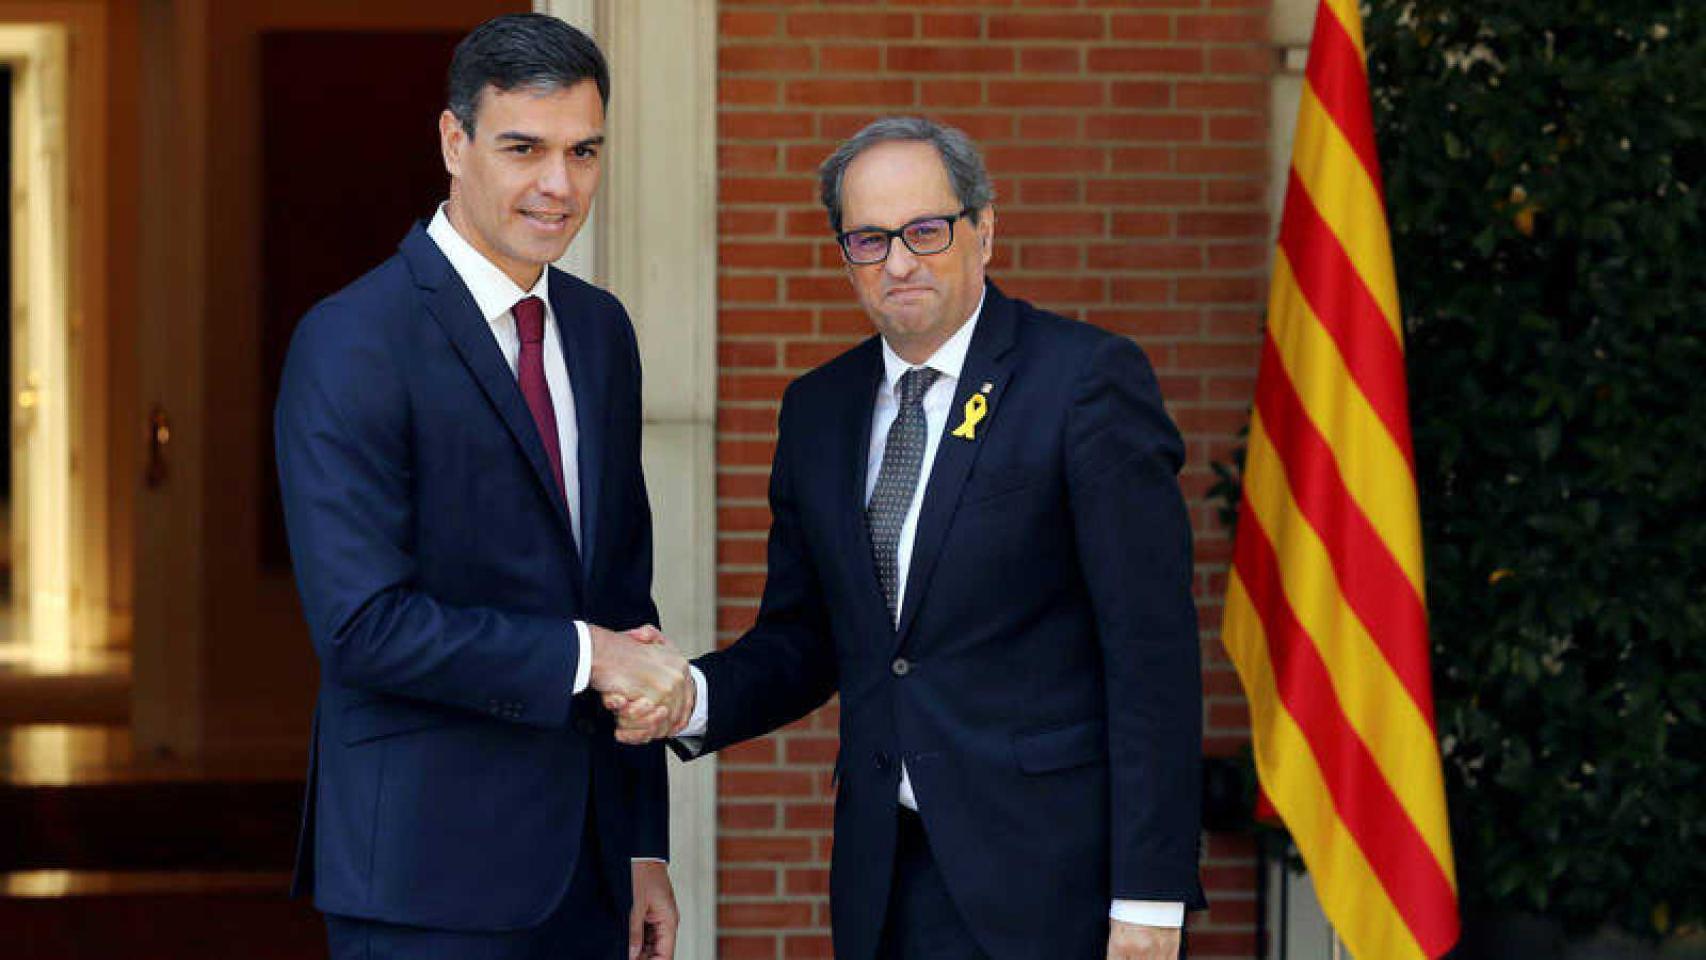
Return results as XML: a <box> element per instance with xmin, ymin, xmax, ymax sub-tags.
<box><xmin>1221</xmin><ymin>0</ymin><xmax>1460</xmax><ymax>957</ymax></box>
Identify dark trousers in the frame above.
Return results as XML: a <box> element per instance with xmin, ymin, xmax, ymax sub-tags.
<box><xmin>876</xmin><ymin>808</ymin><xmax>1190</xmax><ymax>960</ymax></box>
<box><xmin>324</xmin><ymin>815</ymin><xmax>625</xmax><ymax>960</ymax></box>
<box><xmin>877</xmin><ymin>808</ymin><xmax>992</xmax><ymax>960</ymax></box>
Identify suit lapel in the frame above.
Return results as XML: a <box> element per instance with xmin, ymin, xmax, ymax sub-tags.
<box><xmin>838</xmin><ymin>339</ymin><xmax>895</xmax><ymax>636</ymax></box>
<box><xmin>893</xmin><ymin>285</ymin><xmax>1020</xmax><ymax>650</ymax></box>
<box><xmin>551</xmin><ymin>271</ymin><xmax>608</xmax><ymax>583</ymax></box>
<box><xmin>401</xmin><ymin>226</ymin><xmax>583</xmax><ymax>570</ymax></box>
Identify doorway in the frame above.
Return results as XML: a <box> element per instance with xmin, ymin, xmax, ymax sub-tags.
<box><xmin>0</xmin><ymin>20</ymin><xmax>124</xmax><ymax>724</ymax></box>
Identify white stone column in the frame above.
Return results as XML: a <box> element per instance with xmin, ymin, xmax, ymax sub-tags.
<box><xmin>538</xmin><ymin>3</ymin><xmax>719</xmax><ymax>955</ymax></box>
<box><xmin>1270</xmin><ymin>0</ymin><xmax>1316</xmax><ymax>231</ymax></box>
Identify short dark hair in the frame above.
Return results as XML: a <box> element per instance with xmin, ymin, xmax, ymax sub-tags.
<box><xmin>447</xmin><ymin>13</ymin><xmax>609</xmax><ymax>137</ymax></box>
<box><xmin>818</xmin><ymin>116</ymin><xmax>995</xmax><ymax>234</ymax></box>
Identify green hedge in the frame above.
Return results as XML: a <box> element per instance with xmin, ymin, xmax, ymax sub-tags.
<box><xmin>1363</xmin><ymin>0</ymin><xmax>1706</xmax><ymax>937</ymax></box>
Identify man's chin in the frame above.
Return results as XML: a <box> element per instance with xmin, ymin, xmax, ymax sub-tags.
<box><xmin>514</xmin><ymin>238</ymin><xmax>577</xmax><ymax>269</ymax></box>
<box><xmin>876</xmin><ymin>312</ymin><xmax>944</xmax><ymax>342</ymax></box>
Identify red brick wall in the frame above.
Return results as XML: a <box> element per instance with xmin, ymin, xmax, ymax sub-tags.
<box><xmin>714</xmin><ymin>3</ymin><xmax>1270</xmax><ymax>957</ymax></box>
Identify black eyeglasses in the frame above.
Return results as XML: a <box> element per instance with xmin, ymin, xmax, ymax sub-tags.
<box><xmin>836</xmin><ymin>208</ymin><xmax>974</xmax><ymax>265</ymax></box>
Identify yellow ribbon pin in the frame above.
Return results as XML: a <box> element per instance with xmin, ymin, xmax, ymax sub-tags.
<box><xmin>951</xmin><ymin>393</ymin><xmax>988</xmax><ymax>440</ymax></box>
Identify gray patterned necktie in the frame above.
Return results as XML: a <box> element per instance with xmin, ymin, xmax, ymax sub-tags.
<box><xmin>868</xmin><ymin>366</ymin><xmax>942</xmax><ymax>623</ymax></box>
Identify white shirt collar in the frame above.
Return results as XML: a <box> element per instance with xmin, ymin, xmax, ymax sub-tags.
<box><xmin>426</xmin><ymin>203</ymin><xmax>551</xmax><ymax>323</ymax></box>
<box><xmin>879</xmin><ymin>288</ymin><xmax>986</xmax><ymax>390</ymax></box>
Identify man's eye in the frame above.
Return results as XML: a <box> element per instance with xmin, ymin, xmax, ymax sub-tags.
<box><xmin>847</xmin><ymin>233</ymin><xmax>887</xmax><ymax>255</ymax></box>
<box><xmin>508</xmin><ymin>144</ymin><xmax>536</xmax><ymax>156</ymax></box>
<box><xmin>573</xmin><ymin>145</ymin><xmax>600</xmax><ymax>160</ymax></box>
<box><xmin>904</xmin><ymin>222</ymin><xmax>946</xmax><ymax>244</ymax></box>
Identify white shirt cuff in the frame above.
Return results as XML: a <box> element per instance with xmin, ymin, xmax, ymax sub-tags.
<box><xmin>571</xmin><ymin>620</ymin><xmax>592</xmax><ymax>694</ymax></box>
<box><xmin>675</xmin><ymin>664</ymin><xmax>711</xmax><ymax>738</ymax></box>
<box><xmin>1110</xmin><ymin>900</ymin><xmax>1185</xmax><ymax>928</ymax></box>
<box><xmin>631</xmin><ymin>857</ymin><xmax>667</xmax><ymax>864</ymax></box>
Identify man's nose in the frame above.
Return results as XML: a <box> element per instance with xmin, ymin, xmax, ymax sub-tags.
<box><xmin>537</xmin><ymin>156</ymin><xmax>572</xmax><ymax>198</ymax></box>
<box><xmin>884</xmin><ymin>237</ymin><xmax>919</xmax><ymax>277</ymax></box>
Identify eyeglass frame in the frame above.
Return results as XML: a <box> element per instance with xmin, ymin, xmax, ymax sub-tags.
<box><xmin>835</xmin><ymin>207</ymin><xmax>977</xmax><ymax>265</ymax></box>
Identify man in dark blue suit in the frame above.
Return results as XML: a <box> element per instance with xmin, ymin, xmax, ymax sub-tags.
<box><xmin>616</xmin><ymin>118</ymin><xmax>1205</xmax><ymax>960</ymax></box>
<box><xmin>274</xmin><ymin>15</ymin><xmax>693</xmax><ymax>960</ymax></box>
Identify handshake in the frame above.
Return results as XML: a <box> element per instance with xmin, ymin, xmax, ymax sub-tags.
<box><xmin>586</xmin><ymin>624</ymin><xmax>696</xmax><ymax>745</ymax></box>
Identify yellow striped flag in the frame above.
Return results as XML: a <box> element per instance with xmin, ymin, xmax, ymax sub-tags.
<box><xmin>1221</xmin><ymin>0</ymin><xmax>1460</xmax><ymax>957</ymax></box>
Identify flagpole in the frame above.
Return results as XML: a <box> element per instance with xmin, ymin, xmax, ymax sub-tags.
<box><xmin>1330</xmin><ymin>931</ymin><xmax>1346</xmax><ymax>960</ymax></box>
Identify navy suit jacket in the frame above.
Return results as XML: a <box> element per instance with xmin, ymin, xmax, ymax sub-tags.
<box><xmin>275</xmin><ymin>223</ymin><xmax>665</xmax><ymax>931</ymax></box>
<box><xmin>687</xmin><ymin>283</ymin><xmax>1204</xmax><ymax>960</ymax></box>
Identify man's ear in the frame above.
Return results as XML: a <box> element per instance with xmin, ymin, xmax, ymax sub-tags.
<box><xmin>439</xmin><ymin>109</ymin><xmax>466</xmax><ymax>179</ymax></box>
<box><xmin>977</xmin><ymin>206</ymin><xmax>996</xmax><ymax>265</ymax></box>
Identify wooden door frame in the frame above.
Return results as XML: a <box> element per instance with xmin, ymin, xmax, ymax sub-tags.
<box><xmin>131</xmin><ymin>0</ymin><xmax>208</xmax><ymax>754</ymax></box>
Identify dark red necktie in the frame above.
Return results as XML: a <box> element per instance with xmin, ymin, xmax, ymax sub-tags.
<box><xmin>513</xmin><ymin>296</ymin><xmax>566</xmax><ymax>500</ymax></box>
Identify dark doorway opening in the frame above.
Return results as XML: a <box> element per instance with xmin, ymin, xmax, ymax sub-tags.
<box><xmin>256</xmin><ymin>31</ymin><xmax>465</xmax><ymax>570</ymax></box>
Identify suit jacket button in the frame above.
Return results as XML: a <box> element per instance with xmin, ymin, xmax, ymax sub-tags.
<box><xmin>891</xmin><ymin>657</ymin><xmax>911</xmax><ymax>677</ymax></box>
<box><xmin>575</xmin><ymin>717</ymin><xmax>596</xmax><ymax>735</ymax></box>
<box><xmin>874</xmin><ymin>753</ymin><xmax>891</xmax><ymax>771</ymax></box>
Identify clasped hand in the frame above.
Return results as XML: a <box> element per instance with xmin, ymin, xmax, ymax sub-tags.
<box><xmin>587</xmin><ymin>624</ymin><xmax>695</xmax><ymax>745</ymax></box>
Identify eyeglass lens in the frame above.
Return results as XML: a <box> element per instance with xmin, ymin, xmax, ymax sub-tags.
<box><xmin>843</xmin><ymin>216</ymin><xmax>955</xmax><ymax>263</ymax></box>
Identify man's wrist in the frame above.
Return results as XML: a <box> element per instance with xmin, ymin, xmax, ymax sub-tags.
<box><xmin>1109</xmin><ymin>899</ymin><xmax>1184</xmax><ymax>928</ymax></box>
<box><xmin>675</xmin><ymin>665</ymin><xmax>711</xmax><ymax>738</ymax></box>
<box><xmin>572</xmin><ymin>620</ymin><xmax>593</xmax><ymax>694</ymax></box>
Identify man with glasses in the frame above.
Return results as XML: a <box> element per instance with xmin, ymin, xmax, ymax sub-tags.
<box><xmin>615</xmin><ymin>116</ymin><xmax>1204</xmax><ymax>960</ymax></box>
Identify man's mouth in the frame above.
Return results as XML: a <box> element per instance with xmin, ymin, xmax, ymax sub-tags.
<box><xmin>520</xmin><ymin>210</ymin><xmax>572</xmax><ymax>226</ymax></box>
<box><xmin>885</xmin><ymin>285</ymin><xmax>932</xmax><ymax>299</ymax></box>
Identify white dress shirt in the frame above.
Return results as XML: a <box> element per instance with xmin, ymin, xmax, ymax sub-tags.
<box><xmin>426</xmin><ymin>206</ymin><xmax>594</xmax><ymax>697</ymax></box>
<box><xmin>681</xmin><ymin>291</ymin><xmax>1181</xmax><ymax>927</ymax></box>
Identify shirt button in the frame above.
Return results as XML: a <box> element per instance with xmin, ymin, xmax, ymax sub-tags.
<box><xmin>891</xmin><ymin>657</ymin><xmax>911</xmax><ymax>677</ymax></box>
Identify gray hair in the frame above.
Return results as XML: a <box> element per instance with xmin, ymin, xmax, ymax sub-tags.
<box><xmin>818</xmin><ymin>116</ymin><xmax>995</xmax><ymax>234</ymax></box>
